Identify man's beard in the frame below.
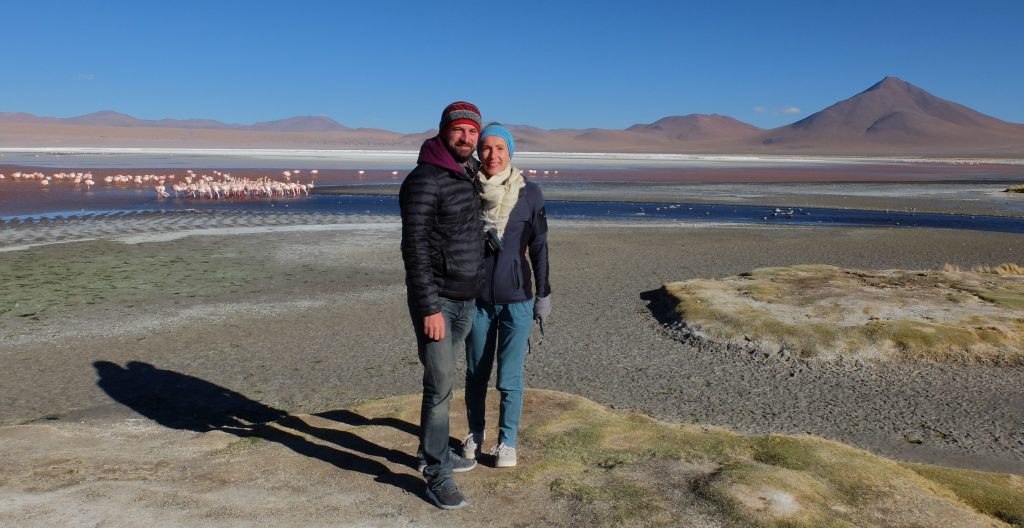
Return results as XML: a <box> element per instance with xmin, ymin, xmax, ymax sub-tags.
<box><xmin>448</xmin><ymin>143</ymin><xmax>475</xmax><ymax>163</ymax></box>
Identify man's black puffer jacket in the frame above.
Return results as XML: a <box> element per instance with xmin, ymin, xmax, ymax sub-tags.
<box><xmin>400</xmin><ymin>136</ymin><xmax>484</xmax><ymax>317</ymax></box>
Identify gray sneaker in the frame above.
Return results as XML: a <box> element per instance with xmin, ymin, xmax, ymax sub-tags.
<box><xmin>461</xmin><ymin>431</ymin><xmax>484</xmax><ymax>460</ymax></box>
<box><xmin>417</xmin><ymin>448</ymin><xmax>478</xmax><ymax>473</ymax></box>
<box><xmin>426</xmin><ymin>477</ymin><xmax>469</xmax><ymax>510</ymax></box>
<box><xmin>491</xmin><ymin>443</ymin><xmax>517</xmax><ymax>468</ymax></box>
<box><xmin>450</xmin><ymin>450</ymin><xmax>478</xmax><ymax>472</ymax></box>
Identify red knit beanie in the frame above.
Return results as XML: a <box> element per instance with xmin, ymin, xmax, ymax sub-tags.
<box><xmin>439</xmin><ymin>101</ymin><xmax>482</xmax><ymax>133</ymax></box>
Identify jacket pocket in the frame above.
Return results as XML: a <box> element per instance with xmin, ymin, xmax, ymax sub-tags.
<box><xmin>432</xmin><ymin>244</ymin><xmax>448</xmax><ymax>276</ymax></box>
<box><xmin>511</xmin><ymin>258</ymin><xmax>522</xmax><ymax>291</ymax></box>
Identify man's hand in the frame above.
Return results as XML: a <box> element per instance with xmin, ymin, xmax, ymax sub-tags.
<box><xmin>423</xmin><ymin>312</ymin><xmax>446</xmax><ymax>341</ymax></box>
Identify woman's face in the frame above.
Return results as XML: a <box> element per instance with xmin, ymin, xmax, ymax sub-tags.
<box><xmin>479</xmin><ymin>136</ymin><xmax>510</xmax><ymax>176</ymax></box>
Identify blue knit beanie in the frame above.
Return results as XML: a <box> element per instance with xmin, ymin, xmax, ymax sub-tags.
<box><xmin>480</xmin><ymin>123</ymin><xmax>515</xmax><ymax>157</ymax></box>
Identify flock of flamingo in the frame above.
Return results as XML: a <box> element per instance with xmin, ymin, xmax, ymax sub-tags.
<box><xmin>0</xmin><ymin>169</ymin><xmax>321</xmax><ymax>200</ymax></box>
<box><xmin>0</xmin><ymin>167</ymin><xmax>562</xmax><ymax>202</ymax></box>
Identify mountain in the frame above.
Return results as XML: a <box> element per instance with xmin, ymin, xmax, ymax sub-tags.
<box><xmin>248</xmin><ymin>116</ymin><xmax>350</xmax><ymax>132</ymax></box>
<box><xmin>1</xmin><ymin>78</ymin><xmax>1022</xmax><ymax>154</ymax></box>
<box><xmin>499</xmin><ymin>115</ymin><xmax>761</xmax><ymax>153</ymax></box>
<box><xmin>627</xmin><ymin>114</ymin><xmax>762</xmax><ymax>140</ymax></box>
<box><xmin>155</xmin><ymin>118</ymin><xmax>238</xmax><ymax>130</ymax></box>
<box><xmin>0</xmin><ymin>112</ymin><xmax>61</xmax><ymax>125</ymax></box>
<box><xmin>753</xmin><ymin>76</ymin><xmax>1024</xmax><ymax>153</ymax></box>
<box><xmin>63</xmin><ymin>111</ymin><xmax>148</xmax><ymax>127</ymax></box>
<box><xmin>0</xmin><ymin>111</ymin><xmax>353</xmax><ymax>133</ymax></box>
<box><xmin>8</xmin><ymin>111</ymin><xmax>242</xmax><ymax>130</ymax></box>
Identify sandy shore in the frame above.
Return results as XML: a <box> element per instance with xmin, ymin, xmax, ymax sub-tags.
<box><xmin>1</xmin><ymin>212</ymin><xmax>1022</xmax><ymax>479</ymax></box>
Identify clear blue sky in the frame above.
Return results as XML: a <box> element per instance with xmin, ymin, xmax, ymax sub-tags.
<box><xmin>4</xmin><ymin>1</ymin><xmax>1022</xmax><ymax>132</ymax></box>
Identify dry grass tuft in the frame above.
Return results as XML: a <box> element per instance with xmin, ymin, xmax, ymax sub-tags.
<box><xmin>665</xmin><ymin>264</ymin><xmax>1024</xmax><ymax>364</ymax></box>
<box><xmin>975</xmin><ymin>263</ymin><xmax>1023</xmax><ymax>275</ymax></box>
<box><xmin>390</xmin><ymin>389</ymin><xmax>1024</xmax><ymax>527</ymax></box>
<box><xmin>1004</xmin><ymin>184</ymin><xmax>1024</xmax><ymax>193</ymax></box>
<box><xmin>946</xmin><ymin>262</ymin><xmax>1024</xmax><ymax>275</ymax></box>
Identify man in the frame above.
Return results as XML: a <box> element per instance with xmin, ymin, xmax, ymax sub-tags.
<box><xmin>399</xmin><ymin>101</ymin><xmax>485</xmax><ymax>510</ymax></box>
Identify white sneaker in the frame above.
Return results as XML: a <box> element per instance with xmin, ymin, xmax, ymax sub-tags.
<box><xmin>461</xmin><ymin>431</ymin><xmax>484</xmax><ymax>460</ymax></box>
<box><xmin>490</xmin><ymin>443</ymin><xmax>517</xmax><ymax>468</ymax></box>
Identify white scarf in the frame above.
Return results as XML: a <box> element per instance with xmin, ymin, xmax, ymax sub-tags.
<box><xmin>479</xmin><ymin>164</ymin><xmax>525</xmax><ymax>238</ymax></box>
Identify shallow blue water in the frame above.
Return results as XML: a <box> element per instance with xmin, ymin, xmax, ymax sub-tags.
<box><xmin>3</xmin><ymin>193</ymin><xmax>1024</xmax><ymax>234</ymax></box>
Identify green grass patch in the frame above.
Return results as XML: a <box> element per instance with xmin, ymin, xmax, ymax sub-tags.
<box><xmin>905</xmin><ymin>463</ymin><xmax>1024</xmax><ymax>525</ymax></box>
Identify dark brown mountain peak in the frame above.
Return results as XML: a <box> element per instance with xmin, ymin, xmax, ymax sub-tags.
<box><xmin>786</xmin><ymin>76</ymin><xmax>1003</xmax><ymax>134</ymax></box>
<box><xmin>862</xmin><ymin>75</ymin><xmax>912</xmax><ymax>93</ymax></box>
<box><xmin>757</xmin><ymin>76</ymin><xmax>1024</xmax><ymax>152</ymax></box>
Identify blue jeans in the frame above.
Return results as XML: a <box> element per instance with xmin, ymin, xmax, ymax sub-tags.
<box><xmin>465</xmin><ymin>300</ymin><xmax>534</xmax><ymax>447</ymax></box>
<box><xmin>410</xmin><ymin>296</ymin><xmax>475</xmax><ymax>481</ymax></box>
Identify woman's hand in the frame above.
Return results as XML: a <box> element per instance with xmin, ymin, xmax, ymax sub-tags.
<box><xmin>534</xmin><ymin>295</ymin><xmax>551</xmax><ymax>325</ymax></box>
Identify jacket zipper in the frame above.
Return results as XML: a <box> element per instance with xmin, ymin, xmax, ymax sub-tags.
<box><xmin>490</xmin><ymin>250</ymin><xmax>498</xmax><ymax>304</ymax></box>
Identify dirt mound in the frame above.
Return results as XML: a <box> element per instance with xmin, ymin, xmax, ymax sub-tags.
<box><xmin>664</xmin><ymin>264</ymin><xmax>1024</xmax><ymax>364</ymax></box>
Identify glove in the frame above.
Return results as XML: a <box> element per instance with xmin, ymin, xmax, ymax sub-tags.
<box><xmin>533</xmin><ymin>295</ymin><xmax>551</xmax><ymax>325</ymax></box>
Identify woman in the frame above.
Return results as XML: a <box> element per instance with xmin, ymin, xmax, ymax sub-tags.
<box><xmin>462</xmin><ymin>123</ymin><xmax>551</xmax><ymax>467</ymax></box>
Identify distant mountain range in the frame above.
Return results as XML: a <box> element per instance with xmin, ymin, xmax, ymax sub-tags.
<box><xmin>0</xmin><ymin>110</ymin><xmax>372</xmax><ymax>132</ymax></box>
<box><xmin>2</xmin><ymin>77</ymin><xmax>1023</xmax><ymax>155</ymax></box>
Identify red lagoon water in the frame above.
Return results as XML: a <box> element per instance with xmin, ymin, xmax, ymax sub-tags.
<box><xmin>2</xmin><ymin>163</ymin><xmax>1023</xmax><ymax>218</ymax></box>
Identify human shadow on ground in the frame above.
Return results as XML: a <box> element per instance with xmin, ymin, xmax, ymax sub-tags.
<box><xmin>321</xmin><ymin>407</ymin><xmax>469</xmax><ymax>453</ymax></box>
<box><xmin>319</xmin><ymin>409</ymin><xmax>419</xmax><ymax>437</ymax></box>
<box><xmin>640</xmin><ymin>287</ymin><xmax>683</xmax><ymax>326</ymax></box>
<box><xmin>93</xmin><ymin>360</ymin><xmax>424</xmax><ymax>497</ymax></box>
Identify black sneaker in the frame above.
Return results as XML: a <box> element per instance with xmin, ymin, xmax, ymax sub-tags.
<box><xmin>426</xmin><ymin>477</ymin><xmax>469</xmax><ymax>510</ymax></box>
<box><xmin>417</xmin><ymin>449</ymin><xmax>478</xmax><ymax>473</ymax></box>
